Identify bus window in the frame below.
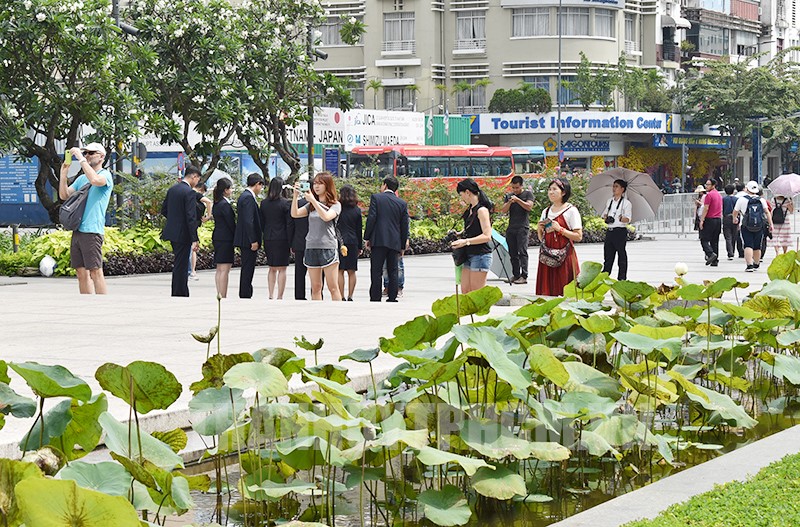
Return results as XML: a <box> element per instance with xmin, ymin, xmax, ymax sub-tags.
<box><xmin>349</xmin><ymin>153</ymin><xmax>395</xmax><ymax>178</ymax></box>
<box><xmin>487</xmin><ymin>158</ymin><xmax>513</xmax><ymax>177</ymax></box>
<box><xmin>427</xmin><ymin>157</ymin><xmax>450</xmax><ymax>177</ymax></box>
<box><xmin>451</xmin><ymin>160</ymin><xmax>470</xmax><ymax>177</ymax></box>
<box><xmin>472</xmin><ymin>159</ymin><xmax>489</xmax><ymax>177</ymax></box>
<box><xmin>406</xmin><ymin>157</ymin><xmax>425</xmax><ymax>177</ymax></box>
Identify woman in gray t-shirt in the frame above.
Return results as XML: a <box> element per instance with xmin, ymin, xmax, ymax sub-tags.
<box><xmin>291</xmin><ymin>171</ymin><xmax>343</xmax><ymax>301</ymax></box>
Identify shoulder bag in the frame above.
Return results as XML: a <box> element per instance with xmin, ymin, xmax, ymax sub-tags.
<box><xmin>538</xmin><ymin>205</ymin><xmax>573</xmax><ymax>268</ymax></box>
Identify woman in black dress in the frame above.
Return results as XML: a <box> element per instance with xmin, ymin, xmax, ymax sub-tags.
<box><xmin>212</xmin><ymin>178</ymin><xmax>235</xmax><ymax>298</ymax></box>
<box><xmin>337</xmin><ymin>185</ymin><xmax>363</xmax><ymax>301</ymax></box>
<box><xmin>260</xmin><ymin>177</ymin><xmax>292</xmax><ymax>299</ymax></box>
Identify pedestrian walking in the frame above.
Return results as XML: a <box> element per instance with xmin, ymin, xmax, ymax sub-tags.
<box><xmin>212</xmin><ymin>178</ymin><xmax>235</xmax><ymax>298</ymax></box>
<box><xmin>721</xmin><ymin>184</ymin><xmax>739</xmax><ymax>260</ymax></box>
<box><xmin>161</xmin><ymin>165</ymin><xmax>201</xmax><ymax>297</ymax></box>
<box><xmin>499</xmin><ymin>175</ymin><xmax>534</xmax><ymax>284</ymax></box>
<box><xmin>364</xmin><ymin>176</ymin><xmax>410</xmax><ymax>302</ymax></box>
<box><xmin>733</xmin><ymin>181</ymin><xmax>773</xmax><ymax>272</ymax></box>
<box><xmin>601</xmin><ymin>179</ymin><xmax>632</xmax><ymax>280</ymax></box>
<box><xmin>536</xmin><ymin>178</ymin><xmax>582</xmax><ymax>296</ymax></box>
<box><xmin>769</xmin><ymin>194</ymin><xmax>794</xmax><ymax>256</ymax></box>
<box><xmin>234</xmin><ymin>173</ymin><xmax>265</xmax><ymax>298</ymax></box>
<box><xmin>699</xmin><ymin>179</ymin><xmax>723</xmax><ymax>266</ymax></box>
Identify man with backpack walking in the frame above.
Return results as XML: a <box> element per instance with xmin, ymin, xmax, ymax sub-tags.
<box><xmin>58</xmin><ymin>143</ymin><xmax>114</xmax><ymax>294</ymax></box>
<box><xmin>733</xmin><ymin>181</ymin><xmax>773</xmax><ymax>272</ymax></box>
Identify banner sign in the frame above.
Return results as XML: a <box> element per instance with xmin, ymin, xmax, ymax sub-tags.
<box><xmin>467</xmin><ymin>111</ymin><xmax>668</xmax><ymax>135</ymax></box>
<box><xmin>652</xmin><ymin>134</ymin><xmax>730</xmax><ymax>149</ymax></box>
<box><xmin>344</xmin><ymin>109</ymin><xmax>425</xmax><ymax>151</ymax></box>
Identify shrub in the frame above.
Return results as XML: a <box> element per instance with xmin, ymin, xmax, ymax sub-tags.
<box><xmin>0</xmin><ymin>251</ymin><xmax>37</xmax><ymax>275</ymax></box>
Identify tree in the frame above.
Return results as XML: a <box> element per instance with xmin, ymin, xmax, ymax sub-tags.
<box><xmin>232</xmin><ymin>1</ymin><xmax>356</xmax><ymax>179</ymax></box>
<box><xmin>617</xmin><ymin>59</ymin><xmax>671</xmax><ymax>112</ymax></box>
<box><xmin>762</xmin><ymin>119</ymin><xmax>800</xmax><ymax>173</ymax></box>
<box><xmin>563</xmin><ymin>52</ymin><xmax>618</xmax><ymax>110</ymax></box>
<box><xmin>0</xmin><ymin>0</ymin><xmax>143</xmax><ymax>222</ymax></box>
<box><xmin>126</xmin><ymin>0</ymin><xmax>245</xmax><ymax>181</ymax></box>
<box><xmin>683</xmin><ymin>53</ymin><xmax>800</xmax><ymax>180</ymax></box>
<box><xmin>488</xmin><ymin>83</ymin><xmax>551</xmax><ymax>113</ymax></box>
<box><xmin>367</xmin><ymin>79</ymin><xmax>383</xmax><ymax>109</ymax></box>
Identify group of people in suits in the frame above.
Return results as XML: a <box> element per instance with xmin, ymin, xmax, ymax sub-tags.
<box><xmin>161</xmin><ymin>169</ymin><xmax>410</xmax><ymax>302</ymax></box>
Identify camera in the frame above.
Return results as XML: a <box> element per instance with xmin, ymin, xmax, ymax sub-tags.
<box><xmin>605</xmin><ymin>216</ymin><xmax>615</xmax><ymax>225</ymax></box>
<box><xmin>298</xmin><ymin>174</ymin><xmax>310</xmax><ymax>193</ymax></box>
<box><xmin>444</xmin><ymin>230</ymin><xmax>459</xmax><ymax>243</ymax></box>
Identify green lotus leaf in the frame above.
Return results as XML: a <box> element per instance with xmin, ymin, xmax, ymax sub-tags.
<box><xmin>562</xmin><ymin>362</ymin><xmax>621</xmax><ymax>398</ymax></box>
<box><xmin>99</xmin><ymin>412</ymin><xmax>183</xmax><ymax>470</ymax></box>
<box><xmin>189</xmin><ymin>352</ymin><xmax>255</xmax><ymax>394</ymax></box>
<box><xmin>514</xmin><ymin>494</ymin><xmax>554</xmax><ymax>503</ymax></box>
<box><xmin>369</xmin><ymin>427</ymin><xmax>429</xmax><ymax>450</ymax></box>
<box><xmin>460</xmin><ymin>420</ymin><xmax>570</xmax><ymax>461</ymax></box>
<box><xmin>223</xmin><ymin>362</ymin><xmax>288</xmax><ymax>398</ymax></box>
<box><xmin>566</xmin><ymin>327</ymin><xmax>607</xmax><ymax>356</ymax></box>
<box><xmin>576</xmin><ymin>261</ymin><xmax>604</xmax><ymax>289</ymax></box>
<box><xmin>777</xmin><ymin>328</ymin><xmax>800</xmax><ymax>346</ymax></box>
<box><xmin>666</xmin><ymin>370</ymin><xmax>709</xmax><ymax>401</ymax></box>
<box><xmin>294</xmin><ymin>335</ymin><xmax>324</xmax><ymax>351</ymax></box>
<box><xmin>576</xmin><ymin>430</ymin><xmax>622</xmax><ymax>459</ymax></box>
<box><xmin>759</xmin><ymin>279</ymin><xmax>800</xmax><ymax>310</ymax></box>
<box><xmin>188</xmin><ymin>387</ymin><xmax>246</xmax><ymax>437</ymax></box>
<box><xmin>707</xmin><ymin>370</ymin><xmax>751</xmax><ymax>392</ymax></box>
<box><xmin>392</xmin><ymin>341</ymin><xmax>455</xmax><ymax>365</ymax></box>
<box><xmin>276</xmin><ymin>436</ymin><xmax>349</xmax><ymax>469</ymax></box>
<box><xmin>18</xmin><ymin>399</ymin><xmax>72</xmax><ymax>452</ymax></box>
<box><xmin>95</xmin><ymin>361</ymin><xmax>181</xmax><ymax>414</ymax></box>
<box><xmin>339</xmin><ymin>347</ymin><xmax>380</xmax><ymax>363</ymax></box>
<box><xmin>611</xmin><ymin>330</ymin><xmax>682</xmax><ymax>361</ymax></box>
<box><xmin>514</xmin><ymin>297</ymin><xmax>564</xmax><ymax>319</ymax></box>
<box><xmin>528</xmin><ymin>344</ymin><xmax>569</xmax><ymax>387</ymax></box>
<box><xmin>401</xmin><ymin>354</ymin><xmax>468</xmax><ymax>388</ymax></box>
<box><xmin>544</xmin><ymin>391</ymin><xmax>617</xmax><ymax>421</ymax></box>
<box><xmin>417</xmin><ymin>485</ymin><xmax>472</xmax><ymax>526</ymax></box>
<box><xmin>611</xmin><ymin>280</ymin><xmax>655</xmax><ymax>302</ymax></box>
<box><xmin>151</xmin><ymin>428</ymin><xmax>188</xmax><ymax>454</ymax></box>
<box><xmin>710</xmin><ymin>300</ymin><xmax>762</xmax><ymax>320</ymax></box>
<box><xmin>57</xmin><ymin>461</ymin><xmax>132</xmax><ymax>497</ymax></box>
<box><xmin>246</xmin><ymin>479</ymin><xmax>317</xmax><ymax>499</ymax></box>
<box><xmin>191</xmin><ymin>325</ymin><xmax>218</xmax><ymax>344</ymax></box>
<box><xmin>15</xmin><ymin>477</ymin><xmax>141</xmax><ymax>527</ymax></box>
<box><xmin>415</xmin><ymin>446</ymin><xmax>492</xmax><ymax>476</ymax></box>
<box><xmin>381</xmin><ymin>314</ymin><xmax>458</xmax><ymax>353</ymax></box>
<box><xmin>295</xmin><ymin>411</ymin><xmax>371</xmax><ymax>434</ymax></box>
<box><xmin>0</xmin><ymin>360</ymin><xmax>9</xmax><ymax>384</ymax></box>
<box><xmin>578</xmin><ymin>313</ymin><xmax>616</xmax><ymax>334</ymax></box>
<box><xmin>589</xmin><ymin>414</ymin><xmax>638</xmax><ymax>446</ymax></box>
<box><xmin>760</xmin><ymin>351</ymin><xmax>800</xmax><ymax>385</ymax></box>
<box><xmin>685</xmin><ymin>385</ymin><xmax>758</xmax><ymax>428</ymax></box>
<box><xmin>252</xmin><ymin>347</ymin><xmax>300</xmax><ymax>371</ymax></box>
<box><xmin>0</xmin><ymin>382</ymin><xmax>36</xmax><ymax>418</ymax></box>
<box><xmin>767</xmin><ymin>251</ymin><xmax>799</xmax><ymax>281</ymax></box>
<box><xmin>630</xmin><ymin>324</ymin><xmax>686</xmax><ymax>340</ymax></box>
<box><xmin>471</xmin><ymin>465</ymin><xmax>526</xmax><ymax>500</ymax></box>
<box><xmin>303</xmin><ymin>363</ymin><xmax>350</xmax><ymax>384</ymax></box>
<box><xmin>743</xmin><ymin>295</ymin><xmax>794</xmax><ymax>319</ymax></box>
<box><xmin>9</xmin><ymin>362</ymin><xmax>91</xmax><ymax>401</ymax></box>
<box><xmin>304</xmin><ymin>373</ymin><xmax>359</xmax><ymax>401</ymax></box>
<box><xmin>0</xmin><ymin>459</ymin><xmax>43</xmax><ymax>527</ymax></box>
<box><xmin>109</xmin><ymin>453</ymin><xmax>157</xmax><ymax>490</ymax></box>
<box><xmin>432</xmin><ymin>286</ymin><xmax>502</xmax><ymax>318</ymax></box>
<box><xmin>452</xmin><ymin>326</ymin><xmax>531</xmax><ymax>391</ymax></box>
<box><xmin>56</xmin><ymin>393</ymin><xmax>108</xmax><ymax>460</ymax></box>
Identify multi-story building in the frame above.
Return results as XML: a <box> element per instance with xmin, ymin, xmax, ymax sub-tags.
<box><xmin>317</xmin><ymin>0</ymin><xmax>693</xmax><ymax>114</ymax></box>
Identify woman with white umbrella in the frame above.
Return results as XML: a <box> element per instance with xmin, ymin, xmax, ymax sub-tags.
<box><xmin>768</xmin><ymin>194</ymin><xmax>793</xmax><ymax>255</ymax></box>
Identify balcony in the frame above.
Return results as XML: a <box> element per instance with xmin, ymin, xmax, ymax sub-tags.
<box><xmin>663</xmin><ymin>44</ymin><xmax>679</xmax><ymax>62</ymax></box>
<box><xmin>454</xmin><ymin>38</ymin><xmax>486</xmax><ymax>52</ymax></box>
<box><xmin>624</xmin><ymin>40</ymin><xmax>640</xmax><ymax>55</ymax></box>
<box><xmin>382</xmin><ymin>40</ymin><xmax>415</xmax><ymax>54</ymax></box>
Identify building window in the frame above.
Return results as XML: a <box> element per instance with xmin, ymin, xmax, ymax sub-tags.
<box><xmin>557</xmin><ymin>75</ymin><xmax>577</xmax><ymax>106</ymax></box>
<box><xmin>349</xmin><ymin>85</ymin><xmax>365</xmax><ymax>107</ymax></box>
<box><xmin>512</xmin><ymin>8</ymin><xmax>549</xmax><ymax>37</ymax></box>
<box><xmin>559</xmin><ymin>8</ymin><xmax>590</xmax><ymax>36</ymax></box>
<box><xmin>595</xmin><ymin>9</ymin><xmax>615</xmax><ymax>38</ymax></box>
<box><xmin>384</xmin><ymin>12</ymin><xmax>415</xmax><ymax>53</ymax></box>
<box><xmin>320</xmin><ymin>17</ymin><xmax>364</xmax><ymax>46</ymax></box>
<box><xmin>455</xmin><ymin>80</ymin><xmax>487</xmax><ymax>112</ymax></box>
<box><xmin>522</xmin><ymin>76</ymin><xmax>550</xmax><ymax>92</ymax></box>
<box><xmin>385</xmin><ymin>87</ymin><xmax>415</xmax><ymax>110</ymax></box>
<box><xmin>624</xmin><ymin>13</ymin><xmax>638</xmax><ymax>52</ymax></box>
<box><xmin>455</xmin><ymin>10</ymin><xmax>486</xmax><ymax>50</ymax></box>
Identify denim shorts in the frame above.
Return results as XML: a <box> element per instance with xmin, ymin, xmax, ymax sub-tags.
<box><xmin>304</xmin><ymin>248</ymin><xmax>338</xmax><ymax>268</ymax></box>
<box><xmin>464</xmin><ymin>253</ymin><xmax>492</xmax><ymax>272</ymax></box>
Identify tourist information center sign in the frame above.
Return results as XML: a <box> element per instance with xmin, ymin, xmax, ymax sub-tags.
<box><xmin>469</xmin><ymin>111</ymin><xmax>668</xmax><ymax>135</ymax></box>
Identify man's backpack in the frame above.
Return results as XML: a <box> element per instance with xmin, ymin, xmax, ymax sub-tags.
<box><xmin>59</xmin><ymin>184</ymin><xmax>91</xmax><ymax>230</ymax></box>
<box><xmin>772</xmin><ymin>198</ymin><xmax>786</xmax><ymax>225</ymax></box>
<box><xmin>743</xmin><ymin>196</ymin><xmax>765</xmax><ymax>233</ymax></box>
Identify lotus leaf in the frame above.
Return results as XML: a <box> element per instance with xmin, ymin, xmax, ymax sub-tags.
<box><xmin>223</xmin><ymin>362</ymin><xmax>288</xmax><ymax>398</ymax></box>
<box><xmin>576</xmin><ymin>261</ymin><xmax>603</xmax><ymax>289</ymax></box>
<box><xmin>189</xmin><ymin>387</ymin><xmax>246</xmax><ymax>436</ymax></box>
<box><xmin>575</xmin><ymin>430</ymin><xmax>621</xmax><ymax>459</ymax></box>
<box><xmin>562</xmin><ymin>362</ymin><xmax>621</xmax><ymax>398</ymax></box>
<box><xmin>18</xmin><ymin>398</ymin><xmax>72</xmax><ymax>452</ymax></box>
<box><xmin>151</xmin><ymin>428</ymin><xmax>188</xmax><ymax>453</ymax></box>
<box><xmin>417</xmin><ymin>485</ymin><xmax>472</xmax><ymax>526</ymax></box>
<box><xmin>303</xmin><ymin>363</ymin><xmax>350</xmax><ymax>384</ymax></box>
<box><xmin>99</xmin><ymin>412</ymin><xmax>183</xmax><ymax>469</ymax></box>
<box><xmin>566</xmin><ymin>327</ymin><xmax>607</xmax><ymax>355</ymax></box>
<box><xmin>415</xmin><ymin>446</ymin><xmax>492</xmax><ymax>476</ymax></box>
<box><xmin>15</xmin><ymin>477</ymin><xmax>141</xmax><ymax>527</ymax></box>
<box><xmin>381</xmin><ymin>314</ymin><xmax>458</xmax><ymax>353</ymax></box>
<box><xmin>189</xmin><ymin>352</ymin><xmax>254</xmax><ymax>394</ymax></box>
<box><xmin>545</xmin><ymin>391</ymin><xmax>618</xmax><ymax>421</ymax></box>
<box><xmin>95</xmin><ymin>361</ymin><xmax>181</xmax><ymax>414</ymax></box>
<box><xmin>460</xmin><ymin>420</ymin><xmax>569</xmax><ymax>461</ymax></box>
<box><xmin>707</xmin><ymin>371</ymin><xmax>751</xmax><ymax>392</ymax></box>
<box><xmin>252</xmin><ymin>346</ymin><xmax>299</xmax><ymax>368</ymax></box>
<box><xmin>710</xmin><ymin>300</ymin><xmax>762</xmax><ymax>320</ymax></box>
<box><xmin>402</xmin><ymin>354</ymin><xmax>468</xmax><ymax>388</ymax></box>
<box><xmin>276</xmin><ymin>436</ymin><xmax>349</xmax><ymax>469</ymax></box>
<box><xmin>9</xmin><ymin>362</ymin><xmax>91</xmax><ymax>401</ymax></box>
<box><xmin>611</xmin><ymin>280</ymin><xmax>655</xmax><ymax>302</ymax></box>
<box><xmin>767</xmin><ymin>251</ymin><xmax>800</xmax><ymax>281</ymax></box>
<box><xmin>0</xmin><ymin>382</ymin><xmax>36</xmax><ymax>418</ymax></box>
<box><xmin>452</xmin><ymin>326</ymin><xmax>531</xmax><ymax>391</ymax></box>
<box><xmin>0</xmin><ymin>360</ymin><xmax>9</xmax><ymax>384</ymax></box>
<box><xmin>247</xmin><ymin>479</ymin><xmax>317</xmax><ymax>499</ymax></box>
<box><xmin>666</xmin><ymin>370</ymin><xmax>709</xmax><ymax>401</ymax></box>
<box><xmin>369</xmin><ymin>427</ymin><xmax>429</xmax><ymax>450</ymax></box>
<box><xmin>56</xmin><ymin>393</ymin><xmax>108</xmax><ymax>460</ymax></box>
<box><xmin>0</xmin><ymin>459</ymin><xmax>43</xmax><ymax>527</ymax></box>
<box><xmin>777</xmin><ymin>328</ymin><xmax>800</xmax><ymax>346</ymax></box>
<box><xmin>579</xmin><ymin>313</ymin><xmax>616</xmax><ymax>334</ymax></box>
<box><xmin>589</xmin><ymin>414</ymin><xmax>639</xmax><ymax>446</ymax></box>
<box><xmin>304</xmin><ymin>373</ymin><xmax>360</xmax><ymax>401</ymax></box>
<box><xmin>528</xmin><ymin>344</ymin><xmax>569</xmax><ymax>387</ymax></box>
<box><xmin>57</xmin><ymin>460</ymin><xmax>132</xmax><ymax>496</ymax></box>
<box><xmin>514</xmin><ymin>297</ymin><xmax>564</xmax><ymax>319</ymax></box>
<box><xmin>760</xmin><ymin>351</ymin><xmax>800</xmax><ymax>385</ymax></box>
<box><xmin>339</xmin><ymin>347</ymin><xmax>380</xmax><ymax>363</ymax></box>
<box><xmin>191</xmin><ymin>325</ymin><xmax>218</xmax><ymax>343</ymax></box>
<box><xmin>294</xmin><ymin>335</ymin><xmax>324</xmax><ymax>351</ymax></box>
<box><xmin>515</xmin><ymin>494</ymin><xmax>554</xmax><ymax>503</ymax></box>
<box><xmin>432</xmin><ymin>286</ymin><xmax>502</xmax><ymax>318</ymax></box>
<box><xmin>685</xmin><ymin>385</ymin><xmax>758</xmax><ymax>428</ymax></box>
<box><xmin>743</xmin><ymin>294</ymin><xmax>794</xmax><ymax>319</ymax></box>
<box><xmin>471</xmin><ymin>465</ymin><xmax>526</xmax><ymax>500</ymax></box>
<box><xmin>294</xmin><ymin>411</ymin><xmax>371</xmax><ymax>434</ymax></box>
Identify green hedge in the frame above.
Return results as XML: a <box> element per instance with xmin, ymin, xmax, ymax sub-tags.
<box><xmin>624</xmin><ymin>452</ymin><xmax>800</xmax><ymax>527</ymax></box>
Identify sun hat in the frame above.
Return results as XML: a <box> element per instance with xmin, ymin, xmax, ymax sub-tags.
<box><xmin>695</xmin><ymin>185</ymin><xmax>706</xmax><ymax>193</ymax></box>
<box><xmin>81</xmin><ymin>142</ymin><xmax>106</xmax><ymax>156</ymax></box>
<box><xmin>746</xmin><ymin>180</ymin><xmax>760</xmax><ymax>193</ymax></box>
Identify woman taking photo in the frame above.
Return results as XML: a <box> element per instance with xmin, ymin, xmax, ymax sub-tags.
<box><xmin>536</xmin><ymin>178</ymin><xmax>583</xmax><ymax>296</ymax></box>
<box><xmin>291</xmin><ymin>171</ymin><xmax>343</xmax><ymax>301</ymax></box>
<box><xmin>260</xmin><ymin>177</ymin><xmax>292</xmax><ymax>300</ymax></box>
<box><xmin>450</xmin><ymin>178</ymin><xmax>494</xmax><ymax>293</ymax></box>
<box><xmin>211</xmin><ymin>178</ymin><xmax>235</xmax><ymax>298</ymax></box>
<box><xmin>337</xmin><ymin>184</ymin><xmax>363</xmax><ymax>301</ymax></box>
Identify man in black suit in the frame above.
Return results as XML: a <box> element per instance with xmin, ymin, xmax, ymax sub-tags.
<box><xmin>233</xmin><ymin>173</ymin><xmax>265</xmax><ymax>298</ymax></box>
<box><xmin>364</xmin><ymin>176</ymin><xmax>409</xmax><ymax>302</ymax></box>
<box><xmin>287</xmin><ymin>197</ymin><xmax>310</xmax><ymax>300</ymax></box>
<box><xmin>161</xmin><ymin>166</ymin><xmax>201</xmax><ymax>297</ymax></box>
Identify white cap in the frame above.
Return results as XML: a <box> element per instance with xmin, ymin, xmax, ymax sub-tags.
<box><xmin>81</xmin><ymin>142</ymin><xmax>106</xmax><ymax>156</ymax></box>
<box><xmin>695</xmin><ymin>185</ymin><xmax>706</xmax><ymax>193</ymax></box>
<box><xmin>746</xmin><ymin>180</ymin><xmax>760</xmax><ymax>193</ymax></box>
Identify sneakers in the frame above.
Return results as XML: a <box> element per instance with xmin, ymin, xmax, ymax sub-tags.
<box><xmin>705</xmin><ymin>254</ymin><xmax>718</xmax><ymax>266</ymax></box>
<box><xmin>513</xmin><ymin>276</ymin><xmax>528</xmax><ymax>285</ymax></box>
<box><xmin>190</xmin><ymin>273</ymin><xmax>199</xmax><ymax>281</ymax></box>
<box><xmin>745</xmin><ymin>264</ymin><xmax>755</xmax><ymax>272</ymax></box>
<box><xmin>753</xmin><ymin>262</ymin><xmax>760</xmax><ymax>269</ymax></box>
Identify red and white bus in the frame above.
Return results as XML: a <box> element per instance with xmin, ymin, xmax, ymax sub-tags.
<box><xmin>346</xmin><ymin>145</ymin><xmax>516</xmax><ymax>179</ymax></box>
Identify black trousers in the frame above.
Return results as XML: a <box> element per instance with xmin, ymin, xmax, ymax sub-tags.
<box><xmin>722</xmin><ymin>219</ymin><xmax>739</xmax><ymax>258</ymax></box>
<box><xmin>293</xmin><ymin>249</ymin><xmax>307</xmax><ymax>300</ymax></box>
<box><xmin>370</xmin><ymin>246</ymin><xmax>399</xmax><ymax>301</ymax></box>
<box><xmin>170</xmin><ymin>242</ymin><xmax>191</xmax><ymax>297</ymax></box>
<box><xmin>700</xmin><ymin>217</ymin><xmax>722</xmax><ymax>259</ymax></box>
<box><xmin>603</xmin><ymin>228</ymin><xmax>628</xmax><ymax>280</ymax></box>
<box><xmin>506</xmin><ymin>227</ymin><xmax>530</xmax><ymax>279</ymax></box>
<box><xmin>239</xmin><ymin>247</ymin><xmax>257</xmax><ymax>298</ymax></box>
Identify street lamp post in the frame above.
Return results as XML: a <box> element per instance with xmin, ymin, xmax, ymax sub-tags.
<box><xmin>557</xmin><ymin>0</ymin><xmax>563</xmax><ymax>167</ymax></box>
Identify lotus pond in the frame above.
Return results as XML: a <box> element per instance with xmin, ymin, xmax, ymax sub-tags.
<box><xmin>3</xmin><ymin>256</ymin><xmax>800</xmax><ymax>527</ymax></box>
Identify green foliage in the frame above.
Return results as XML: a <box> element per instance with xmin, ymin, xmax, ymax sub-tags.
<box><xmin>564</xmin><ymin>52</ymin><xmax>618</xmax><ymax>110</ymax></box>
<box><xmin>623</xmin><ymin>453</ymin><xmax>800</xmax><ymax>527</ymax></box>
<box><xmin>488</xmin><ymin>83</ymin><xmax>552</xmax><ymax>113</ymax></box>
<box><xmin>95</xmin><ymin>361</ymin><xmax>182</xmax><ymax>414</ymax></box>
<box><xmin>0</xmin><ymin>251</ymin><xmax>37</xmax><ymax>276</ymax></box>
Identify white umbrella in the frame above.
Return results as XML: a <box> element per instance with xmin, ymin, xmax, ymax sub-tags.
<box><xmin>768</xmin><ymin>173</ymin><xmax>800</xmax><ymax>198</ymax></box>
<box><xmin>586</xmin><ymin>167</ymin><xmax>664</xmax><ymax>223</ymax></box>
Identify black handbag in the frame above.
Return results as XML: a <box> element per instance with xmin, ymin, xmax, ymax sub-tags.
<box><xmin>452</xmin><ymin>246</ymin><xmax>468</xmax><ymax>266</ymax></box>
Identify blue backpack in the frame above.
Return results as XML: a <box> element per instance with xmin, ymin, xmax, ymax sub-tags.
<box><xmin>743</xmin><ymin>197</ymin><xmax>765</xmax><ymax>233</ymax></box>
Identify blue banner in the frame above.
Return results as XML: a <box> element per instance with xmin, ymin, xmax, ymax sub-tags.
<box><xmin>652</xmin><ymin>134</ymin><xmax>730</xmax><ymax>149</ymax></box>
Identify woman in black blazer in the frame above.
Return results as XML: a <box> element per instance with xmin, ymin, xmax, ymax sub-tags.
<box><xmin>260</xmin><ymin>177</ymin><xmax>292</xmax><ymax>299</ymax></box>
<box><xmin>337</xmin><ymin>185</ymin><xmax>363</xmax><ymax>301</ymax></box>
<box><xmin>212</xmin><ymin>178</ymin><xmax>236</xmax><ymax>298</ymax></box>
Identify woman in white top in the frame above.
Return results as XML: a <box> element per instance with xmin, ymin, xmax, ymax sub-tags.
<box><xmin>535</xmin><ymin>178</ymin><xmax>583</xmax><ymax>296</ymax></box>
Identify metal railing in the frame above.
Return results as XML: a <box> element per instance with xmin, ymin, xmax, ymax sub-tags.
<box><xmin>382</xmin><ymin>40</ymin><xmax>415</xmax><ymax>53</ymax></box>
<box><xmin>454</xmin><ymin>38</ymin><xmax>486</xmax><ymax>51</ymax></box>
